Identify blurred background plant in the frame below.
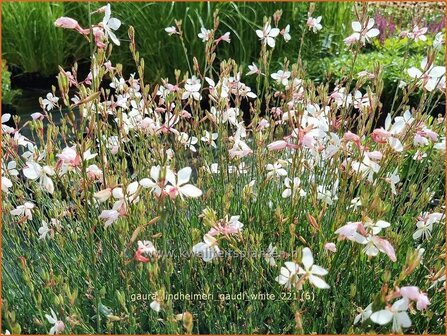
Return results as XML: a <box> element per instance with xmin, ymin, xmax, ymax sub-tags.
<box><xmin>1</xmin><ymin>1</ymin><xmax>445</xmax><ymax>108</ymax></box>
<box><xmin>2</xmin><ymin>61</ymin><xmax>21</xmax><ymax>106</ymax></box>
<box><xmin>2</xmin><ymin>1</ymin><xmax>353</xmax><ymax>81</ymax></box>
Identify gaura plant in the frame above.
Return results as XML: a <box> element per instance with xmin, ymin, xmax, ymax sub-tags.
<box><xmin>2</xmin><ymin>3</ymin><xmax>445</xmax><ymax>334</ymax></box>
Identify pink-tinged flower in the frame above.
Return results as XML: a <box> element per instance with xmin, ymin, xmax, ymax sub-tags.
<box><xmin>165</xmin><ymin>167</ymin><xmax>203</xmax><ymax>199</ymax></box>
<box><xmin>356</xmin><ymin>234</ymin><xmax>397</xmax><ymax>262</ymax></box>
<box><xmin>247</xmin><ymin>62</ymin><xmax>261</xmax><ymax>76</ymax></box>
<box><xmin>324</xmin><ymin>242</ymin><xmax>337</xmax><ymax>253</ymax></box>
<box><xmin>92</xmin><ymin>27</ymin><xmax>106</xmax><ymax>48</ymax></box>
<box><xmin>216</xmin><ymin>32</ymin><xmax>231</xmax><ymax>43</ymax></box>
<box><xmin>229</xmin><ymin>139</ymin><xmax>252</xmax><ymax>159</ymax></box>
<box><xmin>57</xmin><ymin>146</ymin><xmax>81</xmax><ymax>168</ymax></box>
<box><xmin>357</xmin><ymin>70</ymin><xmax>375</xmax><ymax>79</ymax></box>
<box><xmin>134</xmin><ymin>249</ymin><xmax>150</xmax><ymax>263</ymax></box>
<box><xmin>335</xmin><ymin>221</ymin><xmax>364</xmax><ymax>241</ymax></box>
<box><xmin>401</xmin><ymin>26</ymin><xmax>428</xmax><ymax>42</ymax></box>
<box><xmin>45</xmin><ymin>308</ymin><xmax>65</xmax><ymax>335</ymax></box>
<box><xmin>307</xmin><ymin>16</ymin><xmax>322</xmax><ymax>33</ymax></box>
<box><xmin>343</xmin><ymin>131</ymin><xmax>362</xmax><ymax>148</ymax></box>
<box><xmin>257</xmin><ymin>118</ymin><xmax>269</xmax><ymax>131</ymax></box>
<box><xmin>54</xmin><ymin>17</ymin><xmax>87</xmax><ymax>35</ymax></box>
<box><xmin>10</xmin><ymin>202</ymin><xmax>35</xmax><ymax>221</ymax></box>
<box><xmin>399</xmin><ymin>286</ymin><xmax>420</xmax><ymax>301</ymax></box>
<box><xmin>86</xmin><ymin>164</ymin><xmax>103</xmax><ymax>181</ymax></box>
<box><xmin>256</xmin><ymin>23</ymin><xmax>280</xmax><ymax>48</ymax></box>
<box><xmin>94</xmin><ymin>188</ymin><xmax>112</xmax><ymax>203</ymax></box>
<box><xmin>398</xmin><ymin>286</ymin><xmax>430</xmax><ymax>310</ymax></box>
<box><xmin>134</xmin><ymin>240</ymin><xmax>156</xmax><ymax>263</ymax></box>
<box><xmin>208</xmin><ymin>215</ymin><xmax>244</xmax><ymax>236</ymax></box>
<box><xmin>165</xmin><ymin>26</ymin><xmax>178</xmax><ymax>35</ymax></box>
<box><xmin>416</xmin><ymin>292</ymin><xmax>430</xmax><ymax>310</ymax></box>
<box><xmin>343</xmin><ymin>33</ymin><xmax>359</xmax><ymax>45</ymax></box>
<box><xmin>31</xmin><ymin>112</ymin><xmax>45</xmax><ymax>121</ymax></box>
<box><xmin>54</xmin><ymin>17</ymin><xmax>79</xmax><ymax>29</ymax></box>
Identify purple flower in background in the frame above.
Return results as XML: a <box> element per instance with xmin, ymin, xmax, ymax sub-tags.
<box><xmin>427</xmin><ymin>16</ymin><xmax>445</xmax><ymax>34</ymax></box>
<box><xmin>374</xmin><ymin>12</ymin><xmax>396</xmax><ymax>43</ymax></box>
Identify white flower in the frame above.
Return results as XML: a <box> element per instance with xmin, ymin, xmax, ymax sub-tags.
<box><xmin>139</xmin><ymin>165</ymin><xmax>167</xmax><ymax>196</ymax></box>
<box><xmin>42</xmin><ymin>93</ymin><xmax>59</xmax><ymax>111</ymax></box>
<box><xmin>23</xmin><ymin>161</ymin><xmax>55</xmax><ymax>194</ymax></box>
<box><xmin>266</xmin><ymin>162</ymin><xmax>287</xmax><ymax>178</ymax></box>
<box><xmin>111</xmin><ymin>181</ymin><xmax>140</xmax><ymax>209</ymax></box>
<box><xmin>433</xmin><ymin>31</ymin><xmax>444</xmax><ymax>49</ymax></box>
<box><xmin>264</xmin><ymin>243</ymin><xmax>277</xmax><ymax>266</ymax></box>
<box><xmin>282</xmin><ymin>24</ymin><xmax>291</xmax><ymax>41</ymax></box>
<box><xmin>137</xmin><ymin>240</ymin><xmax>157</xmax><ymax>255</ymax></box>
<box><xmin>353</xmin><ymin>303</ymin><xmax>373</xmax><ymax>325</ymax></box>
<box><xmin>1</xmin><ymin>176</ymin><xmax>12</xmax><ymax>193</ymax></box>
<box><xmin>165</xmin><ymin>167</ymin><xmax>203</xmax><ymax>199</ymax></box>
<box><xmin>282</xmin><ymin>177</ymin><xmax>306</xmax><ymax>198</ymax></box>
<box><xmin>178</xmin><ymin>132</ymin><xmax>198</xmax><ymax>152</ymax></box>
<box><xmin>2</xmin><ymin>113</ymin><xmax>14</xmax><ymax>133</ymax></box>
<box><xmin>192</xmin><ymin>234</ymin><xmax>220</xmax><ymax>262</ymax></box>
<box><xmin>271</xmin><ymin>70</ymin><xmax>291</xmax><ymax>86</ymax></box>
<box><xmin>38</xmin><ymin>220</ymin><xmax>51</xmax><ymax>240</ymax></box>
<box><xmin>165</xmin><ymin>26</ymin><xmax>178</xmax><ymax>35</ymax></box>
<box><xmin>101</xmin><ymin>4</ymin><xmax>121</xmax><ymax>46</ymax></box>
<box><xmin>385</xmin><ymin>168</ymin><xmax>400</xmax><ymax>195</ymax></box>
<box><xmin>198</xmin><ymin>27</ymin><xmax>212</xmax><ymax>42</ymax></box>
<box><xmin>256</xmin><ymin>23</ymin><xmax>280</xmax><ymax>48</ymax></box>
<box><xmin>363</xmin><ymin>219</ymin><xmax>391</xmax><ymax>235</ymax></box>
<box><xmin>344</xmin><ymin>18</ymin><xmax>379</xmax><ymax>45</ymax></box>
<box><xmin>182</xmin><ymin>78</ymin><xmax>202</xmax><ymax>100</ymax></box>
<box><xmin>150</xmin><ymin>299</ymin><xmax>161</xmax><ymax>312</ymax></box>
<box><xmin>433</xmin><ymin>137</ymin><xmax>445</xmax><ymax>152</ymax></box>
<box><xmin>317</xmin><ymin>185</ymin><xmax>337</xmax><ymax>205</ymax></box>
<box><xmin>407</xmin><ymin>57</ymin><xmax>445</xmax><ymax>92</ymax></box>
<box><xmin>2</xmin><ymin>161</ymin><xmax>18</xmax><ymax>193</ymax></box>
<box><xmin>370</xmin><ymin>298</ymin><xmax>411</xmax><ymax>333</ymax></box>
<box><xmin>349</xmin><ymin>197</ymin><xmax>362</xmax><ymax>210</ymax></box>
<box><xmin>413</xmin><ymin>212</ymin><xmax>443</xmax><ymax>240</ymax></box>
<box><xmin>275</xmin><ymin>261</ymin><xmax>300</xmax><ymax>290</ymax></box>
<box><xmin>297</xmin><ymin>247</ymin><xmax>330</xmax><ymax>289</ymax></box>
<box><xmin>99</xmin><ymin>208</ymin><xmax>120</xmax><ymax>228</ymax></box>
<box><xmin>45</xmin><ymin>308</ymin><xmax>65</xmax><ymax>335</ymax></box>
<box><xmin>10</xmin><ymin>202</ymin><xmax>35</xmax><ymax>221</ymax></box>
<box><xmin>201</xmin><ymin>131</ymin><xmax>218</xmax><ymax>148</ymax></box>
